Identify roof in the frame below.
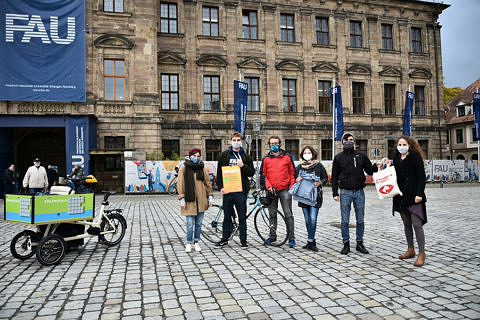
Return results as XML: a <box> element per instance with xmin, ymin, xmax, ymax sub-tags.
<box><xmin>445</xmin><ymin>78</ymin><xmax>480</xmax><ymax>125</ymax></box>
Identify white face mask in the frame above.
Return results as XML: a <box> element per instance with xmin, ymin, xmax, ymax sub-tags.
<box><xmin>232</xmin><ymin>141</ymin><xmax>242</xmax><ymax>149</ymax></box>
<box><xmin>397</xmin><ymin>145</ymin><xmax>409</xmax><ymax>154</ymax></box>
<box><xmin>303</xmin><ymin>153</ymin><xmax>312</xmax><ymax>161</ymax></box>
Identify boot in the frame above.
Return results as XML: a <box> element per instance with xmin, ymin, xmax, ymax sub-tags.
<box><xmin>302</xmin><ymin>242</ymin><xmax>311</xmax><ymax>249</ymax></box>
<box><xmin>414</xmin><ymin>252</ymin><xmax>426</xmax><ymax>267</ymax></box>
<box><xmin>340</xmin><ymin>242</ymin><xmax>350</xmax><ymax>255</ymax></box>
<box><xmin>399</xmin><ymin>247</ymin><xmax>416</xmax><ymax>259</ymax></box>
<box><xmin>356</xmin><ymin>241</ymin><xmax>369</xmax><ymax>254</ymax></box>
<box><xmin>309</xmin><ymin>240</ymin><xmax>319</xmax><ymax>252</ymax></box>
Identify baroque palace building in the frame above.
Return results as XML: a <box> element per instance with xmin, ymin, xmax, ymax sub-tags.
<box><xmin>0</xmin><ymin>0</ymin><xmax>449</xmax><ymax>189</ymax></box>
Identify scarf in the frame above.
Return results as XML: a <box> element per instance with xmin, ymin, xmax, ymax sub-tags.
<box><xmin>184</xmin><ymin>159</ymin><xmax>205</xmax><ymax>202</ymax></box>
<box><xmin>300</xmin><ymin>159</ymin><xmax>319</xmax><ymax>170</ymax></box>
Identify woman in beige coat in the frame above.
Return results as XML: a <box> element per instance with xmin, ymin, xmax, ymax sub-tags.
<box><xmin>177</xmin><ymin>148</ymin><xmax>213</xmax><ymax>253</ymax></box>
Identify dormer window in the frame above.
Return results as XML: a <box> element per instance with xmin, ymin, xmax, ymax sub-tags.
<box><xmin>457</xmin><ymin>106</ymin><xmax>465</xmax><ymax>117</ymax></box>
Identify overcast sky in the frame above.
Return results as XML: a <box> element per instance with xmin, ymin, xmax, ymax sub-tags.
<box><xmin>438</xmin><ymin>0</ymin><xmax>480</xmax><ymax>88</ymax></box>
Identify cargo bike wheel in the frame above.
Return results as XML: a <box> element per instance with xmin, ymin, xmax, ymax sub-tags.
<box><xmin>99</xmin><ymin>213</ymin><xmax>127</xmax><ymax>246</ymax></box>
<box><xmin>36</xmin><ymin>234</ymin><xmax>67</xmax><ymax>266</ymax></box>
<box><xmin>10</xmin><ymin>230</ymin><xmax>40</xmax><ymax>260</ymax></box>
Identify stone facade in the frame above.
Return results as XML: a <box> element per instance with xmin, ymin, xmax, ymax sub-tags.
<box><xmin>0</xmin><ymin>0</ymin><xmax>449</xmax><ymax>170</ymax></box>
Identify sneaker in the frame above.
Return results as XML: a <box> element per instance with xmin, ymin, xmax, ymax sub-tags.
<box><xmin>241</xmin><ymin>241</ymin><xmax>248</xmax><ymax>248</ymax></box>
<box><xmin>215</xmin><ymin>239</ymin><xmax>228</xmax><ymax>247</ymax></box>
<box><xmin>356</xmin><ymin>241</ymin><xmax>369</xmax><ymax>254</ymax></box>
<box><xmin>289</xmin><ymin>239</ymin><xmax>296</xmax><ymax>248</ymax></box>
<box><xmin>340</xmin><ymin>242</ymin><xmax>350</xmax><ymax>255</ymax></box>
<box><xmin>194</xmin><ymin>242</ymin><xmax>201</xmax><ymax>252</ymax></box>
<box><xmin>185</xmin><ymin>243</ymin><xmax>192</xmax><ymax>253</ymax></box>
<box><xmin>265</xmin><ymin>237</ymin><xmax>277</xmax><ymax>245</ymax></box>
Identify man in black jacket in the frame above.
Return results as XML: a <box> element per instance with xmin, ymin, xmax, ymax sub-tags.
<box><xmin>331</xmin><ymin>132</ymin><xmax>378</xmax><ymax>255</ymax></box>
<box><xmin>216</xmin><ymin>132</ymin><xmax>255</xmax><ymax>248</ymax></box>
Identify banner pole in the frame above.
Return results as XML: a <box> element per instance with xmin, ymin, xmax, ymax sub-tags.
<box><xmin>477</xmin><ymin>88</ymin><xmax>479</xmax><ymax>183</ymax></box>
<box><xmin>332</xmin><ymin>78</ymin><xmax>336</xmax><ymax>159</ymax></box>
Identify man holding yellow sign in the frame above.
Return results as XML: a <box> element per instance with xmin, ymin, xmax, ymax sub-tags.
<box><xmin>215</xmin><ymin>132</ymin><xmax>255</xmax><ymax>248</ymax></box>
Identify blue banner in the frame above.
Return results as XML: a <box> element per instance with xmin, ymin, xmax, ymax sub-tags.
<box><xmin>0</xmin><ymin>0</ymin><xmax>86</xmax><ymax>102</ymax></box>
<box><xmin>234</xmin><ymin>80</ymin><xmax>248</xmax><ymax>139</ymax></box>
<box><xmin>403</xmin><ymin>91</ymin><xmax>414</xmax><ymax>136</ymax></box>
<box><xmin>66</xmin><ymin>116</ymin><xmax>90</xmax><ymax>175</ymax></box>
<box><xmin>331</xmin><ymin>86</ymin><xmax>344</xmax><ymax>141</ymax></box>
<box><xmin>474</xmin><ymin>93</ymin><xmax>480</xmax><ymax>139</ymax></box>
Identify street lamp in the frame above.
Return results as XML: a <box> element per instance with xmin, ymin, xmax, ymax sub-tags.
<box><xmin>252</xmin><ymin>118</ymin><xmax>262</xmax><ymax>188</ymax></box>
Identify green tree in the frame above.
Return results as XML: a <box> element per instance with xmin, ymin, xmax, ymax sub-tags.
<box><xmin>443</xmin><ymin>86</ymin><xmax>463</xmax><ymax>105</ymax></box>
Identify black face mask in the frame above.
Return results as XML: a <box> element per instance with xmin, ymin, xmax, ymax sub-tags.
<box><xmin>343</xmin><ymin>141</ymin><xmax>354</xmax><ymax>150</ymax></box>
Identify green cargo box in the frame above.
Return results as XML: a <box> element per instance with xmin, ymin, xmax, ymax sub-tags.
<box><xmin>4</xmin><ymin>194</ymin><xmax>95</xmax><ymax>225</ymax></box>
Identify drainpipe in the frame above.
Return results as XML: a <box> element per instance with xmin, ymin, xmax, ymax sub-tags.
<box><xmin>433</xmin><ymin>6</ymin><xmax>443</xmax><ymax>159</ymax></box>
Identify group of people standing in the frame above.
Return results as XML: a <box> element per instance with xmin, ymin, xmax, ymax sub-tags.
<box><xmin>177</xmin><ymin>131</ymin><xmax>427</xmax><ymax>267</ymax></box>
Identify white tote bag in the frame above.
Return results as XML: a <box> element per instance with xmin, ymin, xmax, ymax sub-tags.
<box><xmin>373</xmin><ymin>166</ymin><xmax>403</xmax><ymax>199</ymax></box>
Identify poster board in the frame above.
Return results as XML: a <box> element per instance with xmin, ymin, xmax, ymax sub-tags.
<box><xmin>221</xmin><ymin>166</ymin><xmax>243</xmax><ymax>193</ymax></box>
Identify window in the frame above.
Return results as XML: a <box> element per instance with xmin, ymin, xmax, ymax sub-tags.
<box><xmin>321</xmin><ymin>140</ymin><xmax>332</xmax><ymax>160</ymax></box>
<box><xmin>388</xmin><ymin>140</ymin><xmax>396</xmax><ymax>159</ymax></box>
<box><xmin>245</xmin><ymin>77</ymin><xmax>259</xmax><ymax>111</ymax></box>
<box><xmin>104</xmin><ymin>59</ymin><xmax>125</xmax><ymax>101</ymax></box>
<box><xmin>282</xmin><ymin>79</ymin><xmax>297</xmax><ymax>112</ymax></box>
<box><xmin>160</xmin><ymin>3</ymin><xmax>177</xmax><ymax>33</ymax></box>
<box><xmin>242</xmin><ymin>11</ymin><xmax>257</xmax><ymax>39</ymax></box>
<box><xmin>472</xmin><ymin>127</ymin><xmax>478</xmax><ymax>142</ymax></box>
<box><xmin>352</xmin><ymin>82</ymin><xmax>365</xmax><ymax>114</ymax></box>
<box><xmin>104</xmin><ymin>0</ymin><xmax>124</xmax><ymax>13</ymax></box>
<box><xmin>446</xmin><ymin>130</ymin><xmax>450</xmax><ymax>144</ymax></box>
<box><xmin>202</xmin><ymin>7</ymin><xmax>219</xmax><ymax>36</ymax></box>
<box><xmin>318</xmin><ymin>81</ymin><xmax>331</xmax><ymax>113</ymax></box>
<box><xmin>204</xmin><ymin>76</ymin><xmax>220</xmax><ymax>110</ymax></box>
<box><xmin>414</xmin><ymin>86</ymin><xmax>425</xmax><ymax>115</ymax></box>
<box><xmin>381</xmin><ymin>24</ymin><xmax>393</xmax><ymax>50</ymax></box>
<box><xmin>280</xmin><ymin>14</ymin><xmax>295</xmax><ymax>42</ymax></box>
<box><xmin>161</xmin><ymin>74</ymin><xmax>178</xmax><ymax>110</ymax></box>
<box><xmin>419</xmin><ymin>140</ymin><xmax>428</xmax><ymax>158</ymax></box>
<box><xmin>355</xmin><ymin>140</ymin><xmax>368</xmax><ymax>154</ymax></box>
<box><xmin>384</xmin><ymin>84</ymin><xmax>396</xmax><ymax>114</ymax></box>
<box><xmin>206</xmin><ymin>139</ymin><xmax>221</xmax><ymax>161</ymax></box>
<box><xmin>411</xmin><ymin>27</ymin><xmax>422</xmax><ymax>53</ymax></box>
<box><xmin>456</xmin><ymin>129</ymin><xmax>463</xmax><ymax>144</ymax></box>
<box><xmin>350</xmin><ymin>21</ymin><xmax>362</xmax><ymax>47</ymax></box>
<box><xmin>162</xmin><ymin>139</ymin><xmax>180</xmax><ymax>159</ymax></box>
<box><xmin>250</xmin><ymin>139</ymin><xmax>262</xmax><ymax>160</ymax></box>
<box><xmin>285</xmin><ymin>139</ymin><xmax>299</xmax><ymax>161</ymax></box>
<box><xmin>105</xmin><ymin>156</ymin><xmax>124</xmax><ymax>171</ymax></box>
<box><xmin>316</xmin><ymin>17</ymin><xmax>329</xmax><ymax>45</ymax></box>
<box><xmin>457</xmin><ymin>106</ymin><xmax>465</xmax><ymax>117</ymax></box>
<box><xmin>105</xmin><ymin>136</ymin><xmax>125</xmax><ymax>150</ymax></box>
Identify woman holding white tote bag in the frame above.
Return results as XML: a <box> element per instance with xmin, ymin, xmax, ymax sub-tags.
<box><xmin>391</xmin><ymin>135</ymin><xmax>427</xmax><ymax>267</ymax></box>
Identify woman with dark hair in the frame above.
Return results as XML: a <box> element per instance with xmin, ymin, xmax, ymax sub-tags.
<box><xmin>293</xmin><ymin>146</ymin><xmax>328</xmax><ymax>251</ymax></box>
<box><xmin>177</xmin><ymin>148</ymin><xmax>213</xmax><ymax>253</ymax></box>
<box><xmin>392</xmin><ymin>135</ymin><xmax>427</xmax><ymax>266</ymax></box>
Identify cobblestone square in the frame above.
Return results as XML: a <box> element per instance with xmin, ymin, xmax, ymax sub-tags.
<box><xmin>0</xmin><ymin>185</ymin><xmax>479</xmax><ymax>319</ymax></box>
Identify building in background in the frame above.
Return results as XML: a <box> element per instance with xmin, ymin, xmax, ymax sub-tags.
<box><xmin>445</xmin><ymin>78</ymin><xmax>480</xmax><ymax>161</ymax></box>
<box><xmin>0</xmin><ymin>0</ymin><xmax>449</xmax><ymax>191</ymax></box>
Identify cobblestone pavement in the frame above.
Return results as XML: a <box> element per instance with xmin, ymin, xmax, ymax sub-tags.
<box><xmin>0</xmin><ymin>184</ymin><xmax>479</xmax><ymax>320</ymax></box>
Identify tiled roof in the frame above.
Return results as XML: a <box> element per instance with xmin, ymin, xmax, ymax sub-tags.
<box><xmin>445</xmin><ymin>78</ymin><xmax>480</xmax><ymax>125</ymax></box>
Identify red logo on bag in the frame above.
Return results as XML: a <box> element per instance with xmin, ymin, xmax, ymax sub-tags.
<box><xmin>379</xmin><ymin>185</ymin><xmax>394</xmax><ymax>194</ymax></box>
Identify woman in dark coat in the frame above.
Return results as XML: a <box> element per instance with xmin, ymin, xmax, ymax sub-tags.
<box><xmin>392</xmin><ymin>135</ymin><xmax>427</xmax><ymax>267</ymax></box>
<box><xmin>293</xmin><ymin>146</ymin><xmax>328</xmax><ymax>252</ymax></box>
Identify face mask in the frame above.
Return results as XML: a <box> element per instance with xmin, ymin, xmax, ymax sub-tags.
<box><xmin>190</xmin><ymin>156</ymin><xmax>200</xmax><ymax>164</ymax></box>
<box><xmin>397</xmin><ymin>146</ymin><xmax>409</xmax><ymax>154</ymax></box>
<box><xmin>303</xmin><ymin>153</ymin><xmax>312</xmax><ymax>161</ymax></box>
<box><xmin>270</xmin><ymin>145</ymin><xmax>280</xmax><ymax>152</ymax></box>
<box><xmin>34</xmin><ymin>163</ymin><xmax>40</xmax><ymax>167</ymax></box>
<box><xmin>232</xmin><ymin>141</ymin><xmax>242</xmax><ymax>149</ymax></box>
<box><xmin>343</xmin><ymin>141</ymin><xmax>354</xmax><ymax>150</ymax></box>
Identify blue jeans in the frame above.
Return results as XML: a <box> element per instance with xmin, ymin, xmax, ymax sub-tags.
<box><xmin>302</xmin><ymin>206</ymin><xmax>319</xmax><ymax>241</ymax></box>
<box><xmin>29</xmin><ymin>188</ymin><xmax>44</xmax><ymax>194</ymax></box>
<box><xmin>186</xmin><ymin>212</ymin><xmax>205</xmax><ymax>244</ymax></box>
<box><xmin>340</xmin><ymin>189</ymin><xmax>365</xmax><ymax>243</ymax></box>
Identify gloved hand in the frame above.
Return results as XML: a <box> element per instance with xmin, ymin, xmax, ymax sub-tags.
<box><xmin>208</xmin><ymin>195</ymin><xmax>213</xmax><ymax>207</ymax></box>
<box><xmin>180</xmin><ymin>198</ymin><xmax>186</xmax><ymax>207</ymax></box>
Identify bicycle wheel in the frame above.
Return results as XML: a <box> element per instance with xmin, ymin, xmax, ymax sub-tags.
<box><xmin>168</xmin><ymin>185</ymin><xmax>177</xmax><ymax>195</ymax></box>
<box><xmin>254</xmin><ymin>206</ymin><xmax>288</xmax><ymax>246</ymax></box>
<box><xmin>99</xmin><ymin>213</ymin><xmax>127</xmax><ymax>246</ymax></box>
<box><xmin>201</xmin><ymin>205</ymin><xmax>238</xmax><ymax>243</ymax></box>
<box><xmin>36</xmin><ymin>234</ymin><xmax>66</xmax><ymax>266</ymax></box>
<box><xmin>10</xmin><ymin>230</ymin><xmax>40</xmax><ymax>260</ymax></box>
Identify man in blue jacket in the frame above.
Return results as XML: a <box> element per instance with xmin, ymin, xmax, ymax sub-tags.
<box><xmin>331</xmin><ymin>132</ymin><xmax>378</xmax><ymax>255</ymax></box>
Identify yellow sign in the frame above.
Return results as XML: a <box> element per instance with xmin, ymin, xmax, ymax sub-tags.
<box><xmin>222</xmin><ymin>166</ymin><xmax>243</xmax><ymax>193</ymax></box>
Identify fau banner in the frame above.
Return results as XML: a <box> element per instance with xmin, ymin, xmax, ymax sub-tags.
<box><xmin>474</xmin><ymin>93</ymin><xmax>480</xmax><ymax>139</ymax></box>
<box><xmin>403</xmin><ymin>91</ymin><xmax>415</xmax><ymax>136</ymax></box>
<box><xmin>0</xmin><ymin>0</ymin><xmax>86</xmax><ymax>102</ymax></box>
<box><xmin>331</xmin><ymin>85</ymin><xmax>344</xmax><ymax>141</ymax></box>
<box><xmin>234</xmin><ymin>80</ymin><xmax>248</xmax><ymax>139</ymax></box>
<box><xmin>66</xmin><ymin>116</ymin><xmax>90</xmax><ymax>175</ymax></box>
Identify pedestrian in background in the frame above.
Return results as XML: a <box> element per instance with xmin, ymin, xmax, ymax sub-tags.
<box><xmin>392</xmin><ymin>135</ymin><xmax>427</xmax><ymax>267</ymax></box>
<box><xmin>46</xmin><ymin>165</ymin><xmax>58</xmax><ymax>189</ymax></box>
<box><xmin>260</xmin><ymin>136</ymin><xmax>296</xmax><ymax>247</ymax></box>
<box><xmin>216</xmin><ymin>132</ymin><xmax>255</xmax><ymax>248</ymax></box>
<box><xmin>331</xmin><ymin>132</ymin><xmax>378</xmax><ymax>255</ymax></box>
<box><xmin>4</xmin><ymin>164</ymin><xmax>19</xmax><ymax>195</ymax></box>
<box><xmin>23</xmin><ymin>158</ymin><xmax>48</xmax><ymax>194</ymax></box>
<box><xmin>293</xmin><ymin>146</ymin><xmax>328</xmax><ymax>252</ymax></box>
<box><xmin>177</xmin><ymin>148</ymin><xmax>213</xmax><ymax>253</ymax></box>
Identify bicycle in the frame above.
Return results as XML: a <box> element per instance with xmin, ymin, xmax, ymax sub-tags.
<box><xmin>167</xmin><ymin>175</ymin><xmax>178</xmax><ymax>194</ymax></box>
<box><xmin>201</xmin><ymin>189</ymin><xmax>288</xmax><ymax>246</ymax></box>
<box><xmin>9</xmin><ymin>191</ymin><xmax>127</xmax><ymax>266</ymax></box>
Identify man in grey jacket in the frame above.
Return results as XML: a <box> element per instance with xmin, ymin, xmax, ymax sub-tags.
<box><xmin>23</xmin><ymin>158</ymin><xmax>48</xmax><ymax>194</ymax></box>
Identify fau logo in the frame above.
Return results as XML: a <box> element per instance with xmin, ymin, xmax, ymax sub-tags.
<box><xmin>5</xmin><ymin>14</ymin><xmax>75</xmax><ymax>44</ymax></box>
